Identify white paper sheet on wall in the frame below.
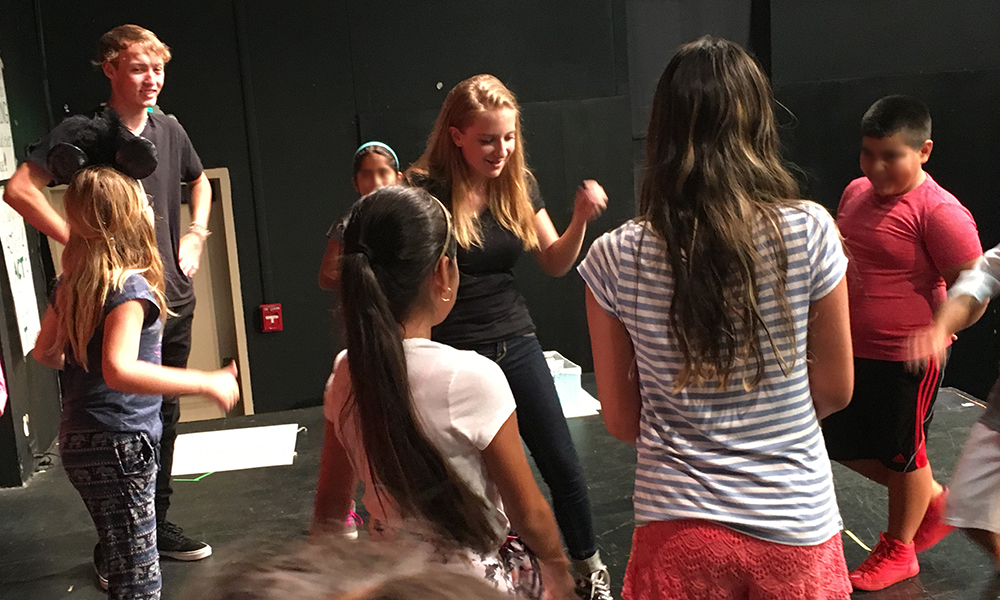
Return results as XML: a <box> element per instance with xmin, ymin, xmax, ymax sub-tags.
<box><xmin>0</xmin><ymin>52</ymin><xmax>17</xmax><ymax>181</ymax></box>
<box><xmin>0</xmin><ymin>200</ymin><xmax>40</xmax><ymax>355</ymax></box>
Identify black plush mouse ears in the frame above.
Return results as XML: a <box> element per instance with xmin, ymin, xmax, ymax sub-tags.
<box><xmin>46</xmin><ymin>108</ymin><xmax>158</xmax><ymax>185</ymax></box>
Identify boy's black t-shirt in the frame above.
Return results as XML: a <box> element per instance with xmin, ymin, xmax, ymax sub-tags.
<box><xmin>28</xmin><ymin>106</ymin><xmax>205</xmax><ymax>308</ymax></box>
<box><xmin>408</xmin><ymin>173</ymin><xmax>545</xmax><ymax>347</ymax></box>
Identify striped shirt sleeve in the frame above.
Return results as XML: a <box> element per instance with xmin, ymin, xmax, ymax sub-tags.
<box><xmin>804</xmin><ymin>202</ymin><xmax>848</xmax><ymax>301</ymax></box>
<box><xmin>578</xmin><ymin>228</ymin><xmax>623</xmax><ymax>318</ymax></box>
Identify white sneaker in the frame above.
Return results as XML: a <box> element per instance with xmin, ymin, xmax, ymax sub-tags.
<box><xmin>572</xmin><ymin>551</ymin><xmax>614</xmax><ymax>600</ymax></box>
<box><xmin>575</xmin><ymin>565</ymin><xmax>613</xmax><ymax>600</ymax></box>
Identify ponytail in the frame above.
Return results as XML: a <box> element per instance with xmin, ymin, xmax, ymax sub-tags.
<box><xmin>338</xmin><ymin>187</ymin><xmax>501</xmax><ymax>553</ymax></box>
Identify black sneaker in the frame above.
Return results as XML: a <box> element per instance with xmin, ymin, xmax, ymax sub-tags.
<box><xmin>157</xmin><ymin>521</ymin><xmax>212</xmax><ymax>561</ymax></box>
<box><xmin>93</xmin><ymin>543</ymin><xmax>109</xmax><ymax>591</ymax></box>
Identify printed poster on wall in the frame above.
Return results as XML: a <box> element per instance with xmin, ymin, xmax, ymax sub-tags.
<box><xmin>0</xmin><ymin>200</ymin><xmax>40</xmax><ymax>355</ymax></box>
<box><xmin>0</xmin><ymin>52</ymin><xmax>16</xmax><ymax>181</ymax></box>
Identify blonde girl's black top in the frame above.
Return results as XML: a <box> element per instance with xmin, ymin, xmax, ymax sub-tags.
<box><xmin>408</xmin><ymin>173</ymin><xmax>544</xmax><ymax>347</ymax></box>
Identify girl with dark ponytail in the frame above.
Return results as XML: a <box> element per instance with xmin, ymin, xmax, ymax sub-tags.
<box><xmin>312</xmin><ymin>186</ymin><xmax>575</xmax><ymax>599</ymax></box>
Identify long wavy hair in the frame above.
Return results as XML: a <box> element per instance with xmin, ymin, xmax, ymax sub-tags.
<box><xmin>406</xmin><ymin>74</ymin><xmax>538</xmax><ymax>250</ymax></box>
<box><xmin>338</xmin><ymin>185</ymin><xmax>501</xmax><ymax>553</ymax></box>
<box><xmin>640</xmin><ymin>36</ymin><xmax>801</xmax><ymax>391</ymax></box>
<box><xmin>52</xmin><ymin>166</ymin><xmax>166</xmax><ymax>370</ymax></box>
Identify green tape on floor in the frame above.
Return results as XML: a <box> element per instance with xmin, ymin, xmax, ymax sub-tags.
<box><xmin>173</xmin><ymin>471</ymin><xmax>214</xmax><ymax>482</ymax></box>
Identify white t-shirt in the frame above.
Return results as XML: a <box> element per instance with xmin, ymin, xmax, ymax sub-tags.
<box><xmin>324</xmin><ymin>338</ymin><xmax>516</xmax><ymax>542</ymax></box>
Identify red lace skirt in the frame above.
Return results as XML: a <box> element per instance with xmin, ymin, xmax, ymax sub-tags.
<box><xmin>623</xmin><ymin>520</ymin><xmax>851</xmax><ymax>600</ymax></box>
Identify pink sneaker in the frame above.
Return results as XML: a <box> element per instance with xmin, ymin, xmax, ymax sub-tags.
<box><xmin>343</xmin><ymin>500</ymin><xmax>363</xmax><ymax>539</ymax></box>
<box><xmin>913</xmin><ymin>487</ymin><xmax>955</xmax><ymax>553</ymax></box>
<box><xmin>849</xmin><ymin>533</ymin><xmax>919</xmax><ymax>592</ymax></box>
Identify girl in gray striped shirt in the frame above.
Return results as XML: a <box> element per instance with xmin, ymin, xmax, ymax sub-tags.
<box><xmin>579</xmin><ymin>37</ymin><xmax>853</xmax><ymax>600</ymax></box>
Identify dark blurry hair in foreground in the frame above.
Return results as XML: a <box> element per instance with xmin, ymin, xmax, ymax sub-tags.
<box><xmin>183</xmin><ymin>535</ymin><xmax>512</xmax><ymax>600</ymax></box>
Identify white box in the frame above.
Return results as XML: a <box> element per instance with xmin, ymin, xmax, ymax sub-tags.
<box><xmin>544</xmin><ymin>351</ymin><xmax>600</xmax><ymax>418</ymax></box>
<box><xmin>544</xmin><ymin>350</ymin><xmax>582</xmax><ymax>404</ymax></box>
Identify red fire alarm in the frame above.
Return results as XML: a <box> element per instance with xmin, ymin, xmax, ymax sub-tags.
<box><xmin>260</xmin><ymin>303</ymin><xmax>283</xmax><ymax>332</ymax></box>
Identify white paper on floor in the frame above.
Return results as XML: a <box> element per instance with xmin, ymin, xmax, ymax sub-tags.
<box><xmin>171</xmin><ymin>423</ymin><xmax>299</xmax><ymax>476</ymax></box>
<box><xmin>561</xmin><ymin>389</ymin><xmax>602</xmax><ymax>419</ymax></box>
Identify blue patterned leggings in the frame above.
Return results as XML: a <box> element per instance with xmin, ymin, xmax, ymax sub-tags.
<box><xmin>61</xmin><ymin>430</ymin><xmax>160</xmax><ymax>600</ymax></box>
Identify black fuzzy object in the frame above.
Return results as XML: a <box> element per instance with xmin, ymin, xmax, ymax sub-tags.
<box><xmin>46</xmin><ymin>108</ymin><xmax>158</xmax><ymax>185</ymax></box>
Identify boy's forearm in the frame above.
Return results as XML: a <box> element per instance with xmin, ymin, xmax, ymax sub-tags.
<box><xmin>937</xmin><ymin>294</ymin><xmax>988</xmax><ymax>336</ymax></box>
<box><xmin>3</xmin><ymin>163</ymin><xmax>69</xmax><ymax>244</ymax></box>
<box><xmin>187</xmin><ymin>173</ymin><xmax>212</xmax><ymax>227</ymax></box>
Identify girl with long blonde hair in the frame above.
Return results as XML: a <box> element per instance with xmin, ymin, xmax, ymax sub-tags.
<box><xmin>33</xmin><ymin>166</ymin><xmax>239</xmax><ymax>600</ymax></box>
<box><xmin>405</xmin><ymin>74</ymin><xmax>612</xmax><ymax>599</ymax></box>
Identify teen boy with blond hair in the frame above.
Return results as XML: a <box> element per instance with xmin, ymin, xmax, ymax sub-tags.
<box><xmin>3</xmin><ymin>24</ymin><xmax>215</xmax><ymax>588</ymax></box>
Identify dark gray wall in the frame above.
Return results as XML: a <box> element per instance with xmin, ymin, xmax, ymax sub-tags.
<box><xmin>626</xmin><ymin>0</ymin><xmax>753</xmax><ymax>138</ymax></box>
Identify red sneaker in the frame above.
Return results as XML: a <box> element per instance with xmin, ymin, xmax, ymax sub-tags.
<box><xmin>913</xmin><ymin>487</ymin><xmax>956</xmax><ymax>553</ymax></box>
<box><xmin>849</xmin><ymin>533</ymin><xmax>919</xmax><ymax>592</ymax></box>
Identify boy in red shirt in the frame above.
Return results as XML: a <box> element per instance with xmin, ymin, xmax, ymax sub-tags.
<box><xmin>824</xmin><ymin>95</ymin><xmax>982</xmax><ymax>591</ymax></box>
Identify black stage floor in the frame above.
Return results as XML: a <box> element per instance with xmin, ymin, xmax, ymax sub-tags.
<box><xmin>0</xmin><ymin>380</ymin><xmax>994</xmax><ymax>599</ymax></box>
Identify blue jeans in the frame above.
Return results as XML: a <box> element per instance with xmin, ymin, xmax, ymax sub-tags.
<box><xmin>460</xmin><ymin>335</ymin><xmax>597</xmax><ymax>560</ymax></box>
<box><xmin>62</xmin><ymin>430</ymin><xmax>160</xmax><ymax>600</ymax></box>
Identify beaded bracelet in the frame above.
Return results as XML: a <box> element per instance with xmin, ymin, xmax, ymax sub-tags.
<box><xmin>188</xmin><ymin>222</ymin><xmax>211</xmax><ymax>241</ymax></box>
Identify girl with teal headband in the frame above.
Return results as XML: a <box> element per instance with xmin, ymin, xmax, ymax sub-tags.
<box><xmin>352</xmin><ymin>141</ymin><xmax>401</xmax><ymax>196</ymax></box>
<box><xmin>319</xmin><ymin>141</ymin><xmax>402</xmax><ymax>290</ymax></box>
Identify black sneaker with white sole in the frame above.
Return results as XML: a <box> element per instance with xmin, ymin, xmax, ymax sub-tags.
<box><xmin>93</xmin><ymin>543</ymin><xmax>109</xmax><ymax>591</ymax></box>
<box><xmin>157</xmin><ymin>521</ymin><xmax>212</xmax><ymax>561</ymax></box>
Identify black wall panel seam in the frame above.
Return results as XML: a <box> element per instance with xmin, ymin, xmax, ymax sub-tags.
<box><xmin>31</xmin><ymin>0</ymin><xmax>54</xmax><ymax>131</ymax></box>
<box><xmin>233</xmin><ymin>0</ymin><xmax>274</xmax><ymax>303</ymax></box>
<box><xmin>343</xmin><ymin>0</ymin><xmax>363</xmax><ymax>142</ymax></box>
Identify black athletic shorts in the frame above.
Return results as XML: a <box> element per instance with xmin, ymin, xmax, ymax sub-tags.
<box><xmin>821</xmin><ymin>356</ymin><xmax>943</xmax><ymax>472</ymax></box>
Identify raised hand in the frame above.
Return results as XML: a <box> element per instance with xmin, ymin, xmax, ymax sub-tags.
<box><xmin>573</xmin><ymin>179</ymin><xmax>608</xmax><ymax>224</ymax></box>
<box><xmin>905</xmin><ymin>323</ymin><xmax>953</xmax><ymax>374</ymax></box>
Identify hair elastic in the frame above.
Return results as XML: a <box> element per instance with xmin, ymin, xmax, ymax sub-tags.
<box><xmin>355</xmin><ymin>141</ymin><xmax>399</xmax><ymax>170</ymax></box>
<box><xmin>353</xmin><ymin>240</ymin><xmax>373</xmax><ymax>263</ymax></box>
